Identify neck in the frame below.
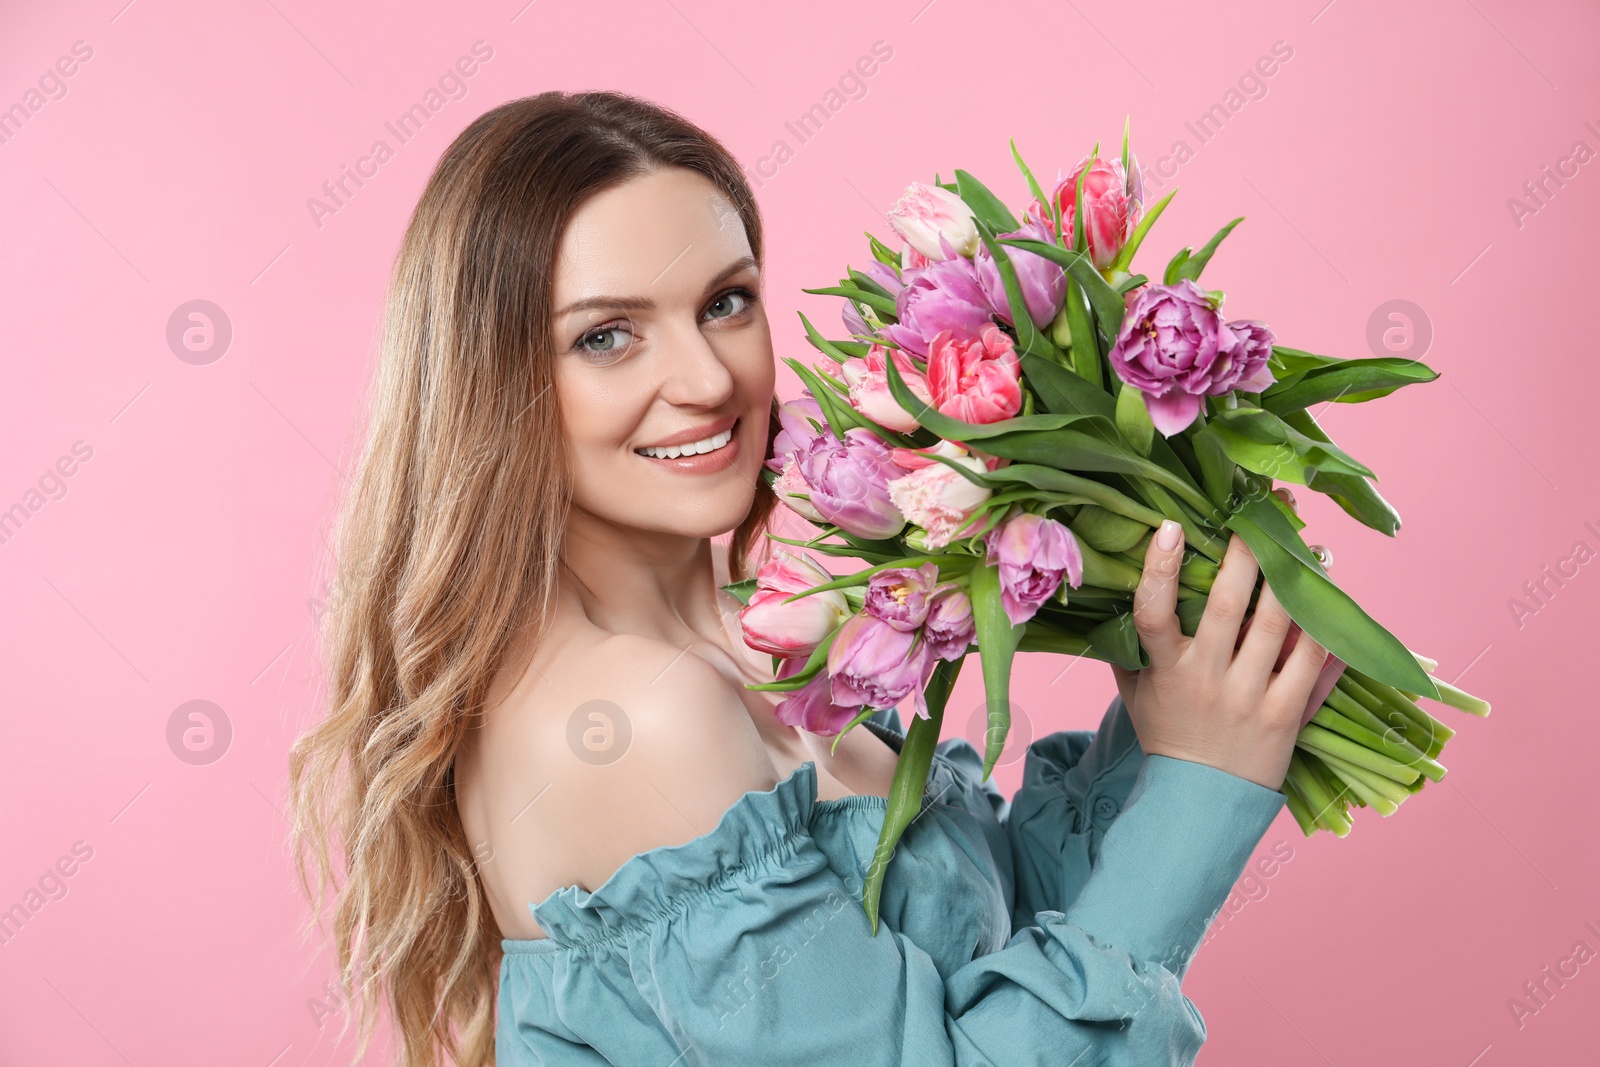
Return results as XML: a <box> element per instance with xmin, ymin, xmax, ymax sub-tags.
<box><xmin>558</xmin><ymin>504</ymin><xmax>727</xmax><ymax>645</ymax></box>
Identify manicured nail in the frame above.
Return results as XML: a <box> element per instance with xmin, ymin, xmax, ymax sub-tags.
<box><xmin>1157</xmin><ymin>519</ymin><xmax>1181</xmax><ymax>551</ymax></box>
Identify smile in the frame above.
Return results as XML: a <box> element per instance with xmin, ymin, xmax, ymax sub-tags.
<box><xmin>634</xmin><ymin>426</ymin><xmax>735</xmax><ymax>459</ymax></box>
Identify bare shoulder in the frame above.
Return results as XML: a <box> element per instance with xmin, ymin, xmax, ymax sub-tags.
<box><xmin>472</xmin><ymin>627</ymin><xmax>780</xmax><ymax>933</ymax></box>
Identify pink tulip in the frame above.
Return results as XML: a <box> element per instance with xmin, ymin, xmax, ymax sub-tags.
<box><xmin>766</xmin><ymin>395</ymin><xmax>827</xmax><ymax>475</ymax></box>
<box><xmin>885</xmin><ymin>441</ymin><xmax>993</xmax><ymax>550</ymax></box>
<box><xmin>1053</xmin><ymin>154</ymin><xmax>1144</xmax><ymax>270</ymax></box>
<box><xmin>840</xmin><ymin>344</ymin><xmax>933</xmax><ymax>433</ymax></box>
<box><xmin>888</xmin><ymin>182</ymin><xmax>980</xmax><ymax>261</ymax></box>
<box><xmin>827</xmin><ymin>610</ymin><xmax>939</xmax><ymax>720</ymax></box>
<box><xmin>738</xmin><ymin>549</ymin><xmax>849</xmax><ymax>658</ymax></box>
<box><xmin>795</xmin><ymin>428</ymin><xmax>907</xmax><ymax>540</ymax></box>
<box><xmin>984</xmin><ymin>510</ymin><xmax>1085</xmax><ymax>626</ymax></box>
<box><xmin>927</xmin><ymin>324</ymin><xmax>1023</xmax><ymax>425</ymax></box>
<box><xmin>773</xmin><ymin>655</ymin><xmax>863</xmax><ymax>736</ymax></box>
<box><xmin>923</xmin><ymin>583</ymin><xmax>976</xmax><ymax>661</ymax></box>
<box><xmin>863</xmin><ymin>561</ymin><xmax>942</xmax><ymax>631</ymax></box>
<box><xmin>772</xmin><ymin>458</ymin><xmax>826</xmax><ymax>523</ymax></box>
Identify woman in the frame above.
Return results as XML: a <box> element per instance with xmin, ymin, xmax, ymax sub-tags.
<box><xmin>288</xmin><ymin>89</ymin><xmax>1330</xmax><ymax>1066</ymax></box>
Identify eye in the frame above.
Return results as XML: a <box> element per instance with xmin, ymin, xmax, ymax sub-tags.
<box><xmin>704</xmin><ymin>286</ymin><xmax>757</xmax><ymax>322</ymax></box>
<box><xmin>573</xmin><ymin>322</ymin><xmax>635</xmax><ymax>360</ymax></box>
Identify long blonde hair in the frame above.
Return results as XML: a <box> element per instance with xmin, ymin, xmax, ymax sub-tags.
<box><xmin>287</xmin><ymin>90</ymin><xmax>781</xmax><ymax>1067</ymax></box>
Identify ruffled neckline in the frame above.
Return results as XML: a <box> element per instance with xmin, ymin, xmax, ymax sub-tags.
<box><xmin>504</xmin><ymin>718</ymin><xmax>953</xmax><ymax>954</ymax></box>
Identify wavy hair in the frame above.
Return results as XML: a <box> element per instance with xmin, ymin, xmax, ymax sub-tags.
<box><xmin>286</xmin><ymin>90</ymin><xmax>780</xmax><ymax>1066</ymax></box>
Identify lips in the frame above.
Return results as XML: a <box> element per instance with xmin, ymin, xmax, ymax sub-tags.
<box><xmin>633</xmin><ymin>413</ymin><xmax>739</xmax><ymax>453</ymax></box>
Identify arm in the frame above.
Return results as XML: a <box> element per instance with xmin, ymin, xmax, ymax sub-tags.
<box><xmin>1004</xmin><ymin>693</ymin><xmax>1150</xmax><ymax>933</ymax></box>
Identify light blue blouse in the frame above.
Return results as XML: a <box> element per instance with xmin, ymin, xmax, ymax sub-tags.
<box><xmin>497</xmin><ymin>696</ymin><xmax>1286</xmax><ymax>1065</ymax></box>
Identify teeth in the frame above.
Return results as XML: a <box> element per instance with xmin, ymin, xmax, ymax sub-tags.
<box><xmin>637</xmin><ymin>427</ymin><xmax>733</xmax><ymax>460</ymax></box>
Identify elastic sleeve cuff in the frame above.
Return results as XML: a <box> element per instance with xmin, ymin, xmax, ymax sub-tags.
<box><xmin>1060</xmin><ymin>754</ymin><xmax>1286</xmax><ymax>978</ymax></box>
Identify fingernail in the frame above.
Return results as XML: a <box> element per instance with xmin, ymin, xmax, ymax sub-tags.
<box><xmin>1311</xmin><ymin>544</ymin><xmax>1332</xmax><ymax>569</ymax></box>
<box><xmin>1156</xmin><ymin>519</ymin><xmax>1181</xmax><ymax>551</ymax></box>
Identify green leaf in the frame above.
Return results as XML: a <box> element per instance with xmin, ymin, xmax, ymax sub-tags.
<box><xmin>1283</xmin><ymin>410</ymin><xmax>1404</xmax><ymax>535</ymax></box>
<box><xmin>1116</xmin><ymin>273</ymin><xmax>1148</xmax><ymax>294</ymax></box>
<box><xmin>1164</xmin><ymin>247</ymin><xmax>1192</xmax><ymax>285</ymax></box>
<box><xmin>866</xmin><ymin>231</ymin><xmax>901</xmax><ymax>268</ymax></box>
<box><xmin>1109</xmin><ymin>187</ymin><xmax>1177</xmax><ymax>273</ymax></box>
<box><xmin>1019</xmin><ymin>351</ymin><xmax>1116</xmax><ymax>419</ymax></box>
<box><xmin>1114</xmin><ymin>381</ymin><xmax>1156</xmax><ymax>456</ymax></box>
<box><xmin>802</xmin><ymin>284</ymin><xmax>897</xmax><ymax>320</ymax></box>
<box><xmin>1010</xmin><ymin>138</ymin><xmax>1050</xmax><ymax>219</ymax></box>
<box><xmin>719</xmin><ymin>578</ymin><xmax>758</xmax><ymax>606</ymax></box>
<box><xmin>1225</xmin><ymin>497</ymin><xmax>1437</xmax><ymax>697</ymax></box>
<box><xmin>830</xmin><ymin>706</ymin><xmax>881</xmax><ymax>757</ymax></box>
<box><xmin>1068</xmin><ymin>504</ymin><xmax>1151</xmax><ymax>553</ymax></box>
<box><xmin>1268</xmin><ymin>344</ymin><xmax>1344</xmax><ymax>377</ymax></box>
<box><xmin>972</xmin><ymin>219</ymin><xmax>1060</xmax><ymax>361</ymax></box>
<box><xmin>1086</xmin><ymin>611</ymin><xmax>1147</xmax><ymax>670</ymax></box>
<box><xmin>862</xmin><ymin>654</ymin><xmax>963</xmax><ymax>934</ymax></box>
<box><xmin>968</xmin><ymin>426</ymin><xmax>1215</xmax><ymax>516</ymax></box>
<box><xmin>1196</xmin><ymin>422</ymin><xmax>1228</xmax><ymax>511</ymax></box>
<box><xmin>742</xmin><ymin>627</ymin><xmax>840</xmax><ymax>692</ymax></box>
<box><xmin>1072</xmin><ymin>148</ymin><xmax>1094</xmax><ymax>256</ymax></box>
<box><xmin>783</xmin><ymin>357</ymin><xmax>869</xmax><ymax>439</ymax></box>
<box><xmin>954</xmin><ymin>169</ymin><xmax>1020</xmax><ymax>233</ymax></box>
<box><xmin>1064</xmin><ymin>276</ymin><xmax>1101</xmax><ymax>385</ymax></box>
<box><xmin>1173</xmin><ymin>217</ymin><xmax>1244</xmax><ymax>283</ymax></box>
<box><xmin>1260</xmin><ymin>358</ymin><xmax>1440</xmax><ymax>415</ymax></box>
<box><xmin>1202</xmin><ymin>408</ymin><xmax>1376</xmax><ymax>484</ymax></box>
<box><xmin>998</xmin><ymin>238</ymin><xmax>1127</xmax><ymax>340</ymax></box>
<box><xmin>846</xmin><ymin>267</ymin><xmax>895</xmax><ymax>303</ymax></box>
<box><xmin>969</xmin><ymin>557</ymin><xmax>1022</xmax><ymax>781</ymax></box>
<box><xmin>799</xmin><ymin>309</ymin><xmax>867</xmax><ymax>364</ymax></box>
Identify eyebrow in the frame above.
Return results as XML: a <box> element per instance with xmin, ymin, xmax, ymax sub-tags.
<box><xmin>553</xmin><ymin>255</ymin><xmax>759</xmax><ymax>319</ymax></box>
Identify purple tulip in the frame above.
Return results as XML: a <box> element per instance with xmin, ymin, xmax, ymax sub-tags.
<box><xmin>1109</xmin><ymin>279</ymin><xmax>1272</xmax><ymax>436</ymax></box>
<box><xmin>773</xmin><ymin>655</ymin><xmax>863</xmax><ymax>737</ymax></box>
<box><xmin>795</xmin><ymin>428</ymin><xmax>907</xmax><ymax>540</ymax></box>
<box><xmin>865</xmin><ymin>261</ymin><xmax>904</xmax><ymax>300</ymax></box>
<box><xmin>841</xmin><ymin>300</ymin><xmax>870</xmax><ymax>339</ymax></box>
<box><xmin>883</xmin><ymin>254</ymin><xmax>996</xmax><ymax>358</ymax></box>
<box><xmin>827</xmin><ymin>611</ymin><xmax>938</xmax><ymax>720</ymax></box>
<box><xmin>923</xmin><ymin>583</ymin><xmax>975</xmax><ymax>661</ymax></box>
<box><xmin>863</xmin><ymin>562</ymin><xmax>941</xmax><ymax>631</ymax></box>
<box><xmin>767</xmin><ymin>395</ymin><xmax>827</xmax><ymax>474</ymax></box>
<box><xmin>984</xmin><ymin>511</ymin><xmax>1085</xmax><ymax>626</ymax></box>
<box><xmin>1218</xmin><ymin>319</ymin><xmax>1278</xmax><ymax>393</ymax></box>
<box><xmin>973</xmin><ymin>216</ymin><xmax>1068</xmax><ymax>330</ymax></box>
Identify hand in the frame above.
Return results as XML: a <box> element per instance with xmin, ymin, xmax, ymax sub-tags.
<box><xmin>1109</xmin><ymin>513</ymin><xmax>1332</xmax><ymax>791</ymax></box>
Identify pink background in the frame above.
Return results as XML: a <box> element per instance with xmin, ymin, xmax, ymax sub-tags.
<box><xmin>2</xmin><ymin>0</ymin><xmax>1596</xmax><ymax>1063</ymax></box>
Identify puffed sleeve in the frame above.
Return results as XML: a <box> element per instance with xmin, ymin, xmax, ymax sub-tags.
<box><xmin>1005</xmin><ymin>694</ymin><xmax>1150</xmax><ymax>932</ymax></box>
<box><xmin>497</xmin><ymin>746</ymin><xmax>1285</xmax><ymax>1066</ymax></box>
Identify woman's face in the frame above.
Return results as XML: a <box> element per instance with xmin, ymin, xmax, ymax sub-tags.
<box><xmin>550</xmin><ymin>166</ymin><xmax>775</xmax><ymax>542</ymax></box>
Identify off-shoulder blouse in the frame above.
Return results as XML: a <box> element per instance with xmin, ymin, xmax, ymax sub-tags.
<box><xmin>496</xmin><ymin>696</ymin><xmax>1286</xmax><ymax>1065</ymax></box>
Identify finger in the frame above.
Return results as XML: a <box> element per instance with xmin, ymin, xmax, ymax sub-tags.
<box><xmin>1130</xmin><ymin>519</ymin><xmax>1186</xmax><ymax>670</ymax></box>
<box><xmin>1271</xmin><ymin>487</ymin><xmax>1298</xmax><ymax>515</ymax></box>
<box><xmin>1269</xmin><ymin>614</ymin><xmax>1329</xmax><ymax>711</ymax></box>
<box><xmin>1234</xmin><ymin>578</ymin><xmax>1295</xmax><ymax>683</ymax></box>
<box><xmin>1193</xmin><ymin>533</ymin><xmax>1260</xmax><ymax>668</ymax></box>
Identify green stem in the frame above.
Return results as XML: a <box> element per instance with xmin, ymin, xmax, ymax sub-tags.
<box><xmin>1314</xmin><ymin>695</ymin><xmax>1444</xmax><ymax>780</ymax></box>
<box><xmin>1334</xmin><ymin>673</ymin><xmax>1443</xmax><ymax>756</ymax></box>
<box><xmin>1296</xmin><ymin>724</ymin><xmax>1421</xmax><ymax>785</ymax></box>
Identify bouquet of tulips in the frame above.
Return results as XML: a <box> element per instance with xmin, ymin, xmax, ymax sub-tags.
<box><xmin>723</xmin><ymin>124</ymin><xmax>1489</xmax><ymax>930</ymax></box>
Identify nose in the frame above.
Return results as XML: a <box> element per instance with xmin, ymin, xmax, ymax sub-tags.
<box><xmin>656</xmin><ymin>318</ymin><xmax>736</xmax><ymax>410</ymax></box>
